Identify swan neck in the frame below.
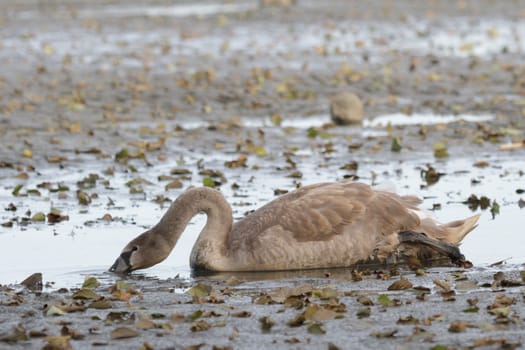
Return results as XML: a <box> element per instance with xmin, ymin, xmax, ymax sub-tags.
<box><xmin>155</xmin><ymin>187</ymin><xmax>232</xmax><ymax>267</ymax></box>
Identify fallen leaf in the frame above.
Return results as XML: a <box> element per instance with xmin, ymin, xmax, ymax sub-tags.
<box><xmin>356</xmin><ymin>295</ymin><xmax>374</xmax><ymax>306</ymax></box>
<box><xmin>433</xmin><ymin>143</ymin><xmax>449</xmax><ymax>158</ymax></box>
<box><xmin>388</xmin><ymin>278</ymin><xmax>413</xmax><ymax>291</ymax></box>
<box><xmin>105</xmin><ymin>312</ymin><xmax>135</xmax><ymax>324</ymax></box>
<box><xmin>371</xmin><ymin>329</ymin><xmax>398</xmax><ymax>338</ymax></box>
<box><xmin>391</xmin><ymin>137</ymin><xmax>402</xmax><ymax>152</ymax></box>
<box><xmin>47</xmin><ymin>208</ymin><xmax>69</xmax><ymax>223</ymax></box>
<box><xmin>46</xmin><ymin>156</ymin><xmax>68</xmax><ymax>164</ymax></box>
<box><xmin>22</xmin><ymin>149</ymin><xmax>33</xmax><ymax>158</ymax></box>
<box><xmin>12</xmin><ymin>184</ymin><xmax>24</xmax><ymax>197</ymax></box>
<box><xmin>72</xmin><ymin>288</ymin><xmax>100</xmax><ymax>300</ymax></box>
<box><xmin>254</xmin><ymin>294</ymin><xmax>275</xmax><ymax>305</ymax></box>
<box><xmin>170</xmin><ymin>168</ymin><xmax>191</xmax><ymax>175</ymax></box>
<box><xmin>182</xmin><ymin>310</ymin><xmax>204</xmax><ymax>323</ymax></box>
<box><xmin>397</xmin><ymin>315</ymin><xmax>419</xmax><ymax>325</ymax></box>
<box><xmin>490</xmin><ymin>201</ymin><xmax>500</xmax><ymax>219</ymax></box>
<box><xmin>76</xmin><ymin>191</ymin><xmax>91</xmax><ymax>205</ymax></box>
<box><xmin>356</xmin><ymin>307</ymin><xmax>371</xmax><ymax>318</ymax></box>
<box><xmin>225</xmin><ymin>276</ymin><xmax>241</xmax><ymax>286</ymax></box>
<box><xmin>433</xmin><ymin>279</ymin><xmax>452</xmax><ymax>292</ymax></box>
<box><xmin>21</xmin><ymin>272</ymin><xmax>43</xmax><ymax>290</ymax></box>
<box><xmin>488</xmin><ymin>306</ymin><xmax>511</xmax><ymax>317</ymax></box>
<box><xmin>110</xmin><ymin>327</ymin><xmax>139</xmax><ymax>339</ymax></box>
<box><xmin>43</xmin><ymin>335</ymin><xmax>72</xmax><ymax>350</ymax></box>
<box><xmin>190</xmin><ymin>320</ymin><xmax>211</xmax><ymax>332</ymax></box>
<box><xmin>88</xmin><ymin>300</ymin><xmax>112</xmax><ymax>309</ymax></box>
<box><xmin>232</xmin><ymin>311</ymin><xmax>251</xmax><ymax>318</ymax></box>
<box><xmin>473</xmin><ymin>161</ymin><xmax>489</xmax><ymax>168</ymax></box>
<box><xmin>312</xmin><ymin>308</ymin><xmax>337</xmax><ymax>321</ymax></box>
<box><xmin>314</xmin><ymin>287</ymin><xmax>338</xmax><ymax>300</ymax></box>
<box><xmin>134</xmin><ymin>318</ymin><xmax>156</xmax><ymax>330</ymax></box>
<box><xmin>259</xmin><ymin>316</ymin><xmax>275</xmax><ymax>332</ymax></box>
<box><xmin>187</xmin><ymin>284</ymin><xmax>212</xmax><ymax>297</ymax></box>
<box><xmin>421</xmin><ymin>165</ymin><xmax>443</xmax><ymax>186</ymax></box>
<box><xmin>165</xmin><ymin>180</ymin><xmax>183</xmax><ymax>190</ymax></box>
<box><xmin>109</xmin><ymin>281</ymin><xmax>139</xmax><ymax>301</ymax></box>
<box><xmin>307</xmin><ymin>323</ymin><xmax>326</xmax><ymax>335</ymax></box>
<box><xmin>224</xmin><ymin>155</ymin><xmax>248</xmax><ymax>168</ymax></box>
<box><xmin>45</xmin><ymin>305</ymin><xmax>66</xmax><ymax>317</ymax></box>
<box><xmin>60</xmin><ymin>326</ymin><xmax>84</xmax><ymax>340</ymax></box>
<box><xmin>377</xmin><ymin>294</ymin><xmax>394</xmax><ymax>307</ymax></box>
<box><xmin>31</xmin><ymin>212</ymin><xmax>46</xmax><ymax>222</ymax></box>
<box><xmin>448</xmin><ymin>321</ymin><xmax>468</xmax><ymax>333</ymax></box>
<box><xmin>287</xmin><ymin>313</ymin><xmax>305</xmax><ymax>327</ymax></box>
<box><xmin>202</xmin><ymin>177</ymin><xmax>216</xmax><ymax>188</ymax></box>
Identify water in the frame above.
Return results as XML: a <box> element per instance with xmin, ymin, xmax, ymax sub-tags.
<box><xmin>2</xmin><ymin>7</ymin><xmax>523</xmax><ymax>73</ymax></box>
<box><xmin>136</xmin><ymin>112</ymin><xmax>495</xmax><ymax>133</ymax></box>
<box><xmin>14</xmin><ymin>2</ymin><xmax>258</xmax><ymax>20</ymax></box>
<box><xmin>1</xmin><ymin>1</ymin><xmax>524</xmax><ymax>288</ymax></box>
<box><xmin>1</xmin><ymin>132</ymin><xmax>523</xmax><ymax>288</ymax></box>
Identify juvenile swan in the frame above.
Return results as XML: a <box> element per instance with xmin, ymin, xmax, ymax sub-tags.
<box><xmin>110</xmin><ymin>181</ymin><xmax>479</xmax><ymax>273</ymax></box>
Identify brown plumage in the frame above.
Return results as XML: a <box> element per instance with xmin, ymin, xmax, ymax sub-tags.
<box><xmin>110</xmin><ymin>181</ymin><xmax>479</xmax><ymax>273</ymax></box>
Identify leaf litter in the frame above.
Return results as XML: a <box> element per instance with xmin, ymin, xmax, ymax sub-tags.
<box><xmin>1</xmin><ymin>0</ymin><xmax>525</xmax><ymax>349</ymax></box>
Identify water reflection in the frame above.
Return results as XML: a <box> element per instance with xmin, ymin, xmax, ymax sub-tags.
<box><xmin>2</xmin><ymin>155</ymin><xmax>523</xmax><ymax>289</ymax></box>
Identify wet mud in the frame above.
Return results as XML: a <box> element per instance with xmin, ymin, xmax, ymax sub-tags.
<box><xmin>1</xmin><ymin>0</ymin><xmax>524</xmax><ymax>349</ymax></box>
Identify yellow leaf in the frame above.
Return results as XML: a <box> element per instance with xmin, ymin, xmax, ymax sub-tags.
<box><xmin>486</xmin><ymin>28</ymin><xmax>498</xmax><ymax>39</ymax></box>
<box><xmin>43</xmin><ymin>335</ymin><xmax>71</xmax><ymax>350</ymax></box>
<box><xmin>68</xmin><ymin>122</ymin><xmax>82</xmax><ymax>133</ymax></box>
<box><xmin>22</xmin><ymin>149</ymin><xmax>33</xmax><ymax>158</ymax></box>
<box><xmin>460</xmin><ymin>42</ymin><xmax>474</xmax><ymax>53</ymax></box>
<box><xmin>42</xmin><ymin>43</ymin><xmax>55</xmax><ymax>55</ymax></box>
<box><xmin>187</xmin><ymin>284</ymin><xmax>212</xmax><ymax>297</ymax></box>
<box><xmin>72</xmin><ymin>288</ymin><xmax>100</xmax><ymax>300</ymax></box>
<box><xmin>428</xmin><ymin>72</ymin><xmax>441</xmax><ymax>81</ymax></box>
<box><xmin>68</xmin><ymin>102</ymin><xmax>85</xmax><ymax>111</ymax></box>
<box><xmin>255</xmin><ymin>146</ymin><xmax>268</xmax><ymax>157</ymax></box>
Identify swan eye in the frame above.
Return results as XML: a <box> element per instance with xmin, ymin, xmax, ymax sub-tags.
<box><xmin>131</xmin><ymin>246</ymin><xmax>139</xmax><ymax>252</ymax></box>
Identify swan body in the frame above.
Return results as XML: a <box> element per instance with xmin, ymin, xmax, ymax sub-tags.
<box><xmin>110</xmin><ymin>181</ymin><xmax>479</xmax><ymax>273</ymax></box>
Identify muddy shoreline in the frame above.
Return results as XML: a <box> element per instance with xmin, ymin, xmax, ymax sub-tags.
<box><xmin>1</xmin><ymin>0</ymin><xmax>525</xmax><ymax>348</ymax></box>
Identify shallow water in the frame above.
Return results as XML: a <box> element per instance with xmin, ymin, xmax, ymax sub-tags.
<box><xmin>14</xmin><ymin>2</ymin><xmax>258</xmax><ymax>20</ymax></box>
<box><xmin>1</xmin><ymin>139</ymin><xmax>523</xmax><ymax>288</ymax></box>
<box><xmin>140</xmin><ymin>112</ymin><xmax>495</xmax><ymax>134</ymax></box>
<box><xmin>2</xmin><ymin>6</ymin><xmax>524</xmax><ymax>74</ymax></box>
<box><xmin>1</xmin><ymin>1</ymin><xmax>524</xmax><ymax>289</ymax></box>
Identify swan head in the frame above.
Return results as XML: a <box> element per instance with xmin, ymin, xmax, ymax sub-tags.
<box><xmin>109</xmin><ymin>230</ymin><xmax>171</xmax><ymax>273</ymax></box>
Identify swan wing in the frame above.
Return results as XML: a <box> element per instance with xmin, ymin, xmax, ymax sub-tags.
<box><xmin>232</xmin><ymin>182</ymin><xmax>421</xmax><ymax>245</ymax></box>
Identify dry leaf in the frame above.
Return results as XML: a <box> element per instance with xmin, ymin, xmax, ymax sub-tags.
<box><xmin>72</xmin><ymin>288</ymin><xmax>100</xmax><ymax>300</ymax></box>
<box><xmin>448</xmin><ymin>321</ymin><xmax>468</xmax><ymax>333</ymax></box>
<box><xmin>187</xmin><ymin>284</ymin><xmax>212</xmax><ymax>297</ymax></box>
<box><xmin>433</xmin><ymin>279</ymin><xmax>452</xmax><ymax>292</ymax></box>
<box><xmin>371</xmin><ymin>329</ymin><xmax>398</xmax><ymax>338</ymax></box>
<box><xmin>190</xmin><ymin>320</ymin><xmax>211</xmax><ymax>332</ymax></box>
<box><xmin>388</xmin><ymin>278</ymin><xmax>413</xmax><ymax>291</ymax></box>
<box><xmin>259</xmin><ymin>316</ymin><xmax>275</xmax><ymax>332</ymax></box>
<box><xmin>110</xmin><ymin>327</ymin><xmax>139</xmax><ymax>339</ymax></box>
<box><xmin>135</xmin><ymin>318</ymin><xmax>156</xmax><ymax>330</ymax></box>
<box><xmin>21</xmin><ymin>272</ymin><xmax>43</xmax><ymax>290</ymax></box>
<box><xmin>43</xmin><ymin>335</ymin><xmax>72</xmax><ymax>350</ymax></box>
<box><xmin>312</xmin><ymin>308</ymin><xmax>337</xmax><ymax>321</ymax></box>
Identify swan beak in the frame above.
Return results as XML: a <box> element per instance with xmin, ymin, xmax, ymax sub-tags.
<box><xmin>109</xmin><ymin>255</ymin><xmax>131</xmax><ymax>274</ymax></box>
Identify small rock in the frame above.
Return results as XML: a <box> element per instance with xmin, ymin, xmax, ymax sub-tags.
<box><xmin>329</xmin><ymin>92</ymin><xmax>364</xmax><ymax>125</ymax></box>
